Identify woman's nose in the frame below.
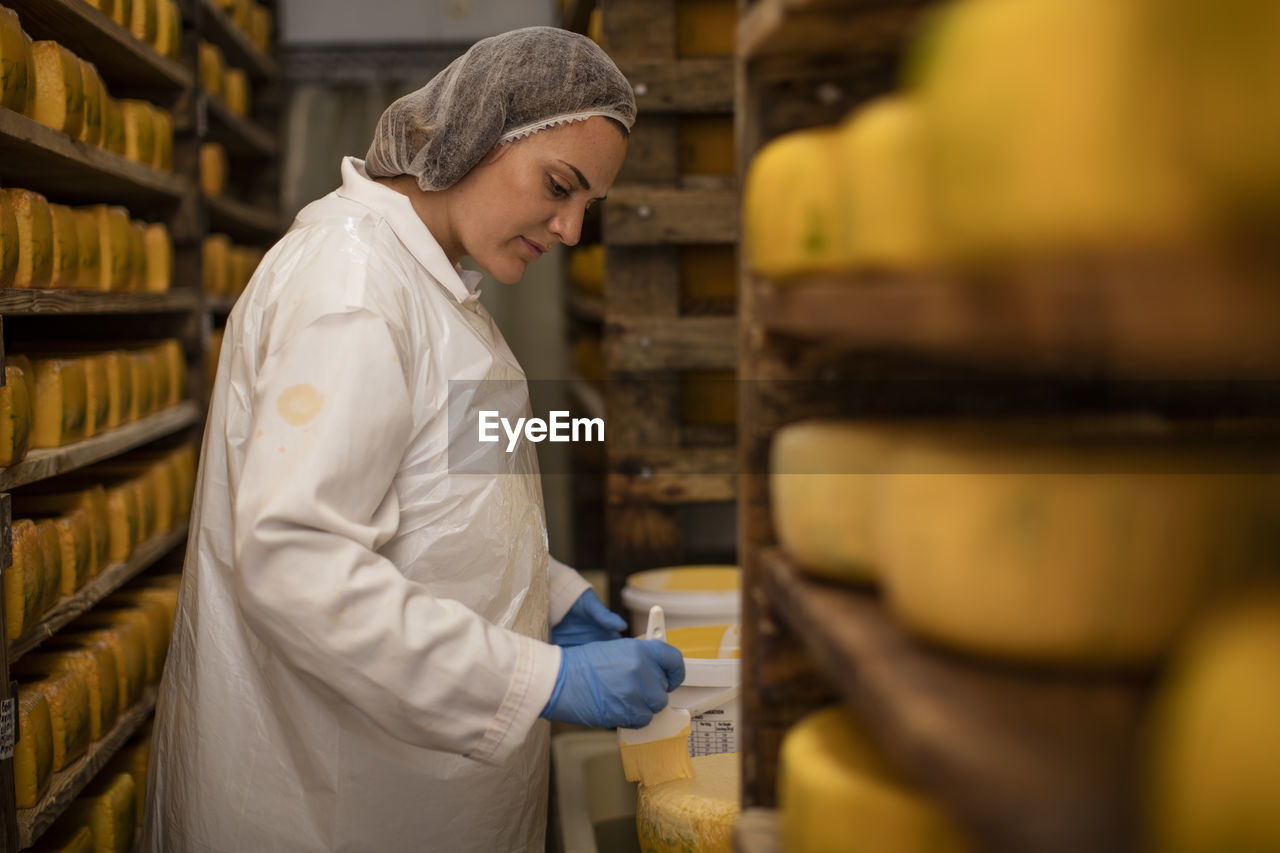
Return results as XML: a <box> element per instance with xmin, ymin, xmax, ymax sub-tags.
<box><xmin>549</xmin><ymin>207</ymin><xmax>584</xmax><ymax>247</ymax></box>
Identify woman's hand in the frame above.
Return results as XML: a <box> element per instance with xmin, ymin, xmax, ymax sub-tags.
<box><xmin>551</xmin><ymin>588</ymin><xmax>627</xmax><ymax>646</ymax></box>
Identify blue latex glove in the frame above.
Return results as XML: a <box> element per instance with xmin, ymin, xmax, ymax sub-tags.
<box><xmin>551</xmin><ymin>588</ymin><xmax>628</xmax><ymax>646</ymax></box>
<box><xmin>541</xmin><ymin>638</ymin><xmax>686</xmax><ymax>729</ymax></box>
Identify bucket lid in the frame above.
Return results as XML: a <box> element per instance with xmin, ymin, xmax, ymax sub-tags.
<box><xmin>665</xmin><ymin>625</ymin><xmax>740</xmax><ymax>660</ymax></box>
<box><xmin>625</xmin><ymin>565</ymin><xmax>741</xmax><ymax>593</ymax></box>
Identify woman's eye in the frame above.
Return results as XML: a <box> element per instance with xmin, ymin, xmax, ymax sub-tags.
<box><xmin>550</xmin><ymin>179</ymin><xmax>569</xmax><ymax>198</ymax></box>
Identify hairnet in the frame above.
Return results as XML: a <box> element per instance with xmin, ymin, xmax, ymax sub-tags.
<box><xmin>365</xmin><ymin>26</ymin><xmax>636</xmax><ymax>191</ymax></box>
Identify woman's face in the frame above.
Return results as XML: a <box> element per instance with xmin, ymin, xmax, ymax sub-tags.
<box><xmin>447</xmin><ymin>116</ymin><xmax>627</xmax><ymax>284</ymax></box>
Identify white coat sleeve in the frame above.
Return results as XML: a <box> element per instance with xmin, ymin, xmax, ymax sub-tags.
<box><xmin>232</xmin><ymin>310</ymin><xmax>562</xmax><ymax>765</ymax></box>
<box><xmin>548</xmin><ymin>556</ymin><xmax>593</xmax><ymax>625</ymax></box>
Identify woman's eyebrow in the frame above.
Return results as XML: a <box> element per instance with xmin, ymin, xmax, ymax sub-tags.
<box><xmin>557</xmin><ymin>159</ymin><xmax>591</xmax><ymax>191</ymax></box>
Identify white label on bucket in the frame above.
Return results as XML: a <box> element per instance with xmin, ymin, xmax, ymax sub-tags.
<box><xmin>689</xmin><ymin>708</ymin><xmax>737</xmax><ymax>758</ymax></box>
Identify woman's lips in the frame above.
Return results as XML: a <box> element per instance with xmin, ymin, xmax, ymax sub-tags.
<box><xmin>521</xmin><ymin>238</ymin><xmax>545</xmax><ymax>259</ymax></box>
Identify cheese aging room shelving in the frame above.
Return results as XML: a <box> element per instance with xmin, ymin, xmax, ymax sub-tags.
<box><xmin>0</xmin><ymin>0</ymin><xmax>284</xmax><ymax>848</ymax></box>
<box><xmin>732</xmin><ymin>1</ymin><xmax>1280</xmax><ymax>852</ymax></box>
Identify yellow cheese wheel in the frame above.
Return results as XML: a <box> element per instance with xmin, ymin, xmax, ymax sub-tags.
<box><xmin>77</xmin><ymin>352</ymin><xmax>110</xmax><ymax>438</ymax></box>
<box><xmin>202</xmin><ymin>233</ymin><xmax>232</xmax><ymax>295</ymax></box>
<box><xmin>678</xmin><ymin>116</ymin><xmax>735</xmax><ymax>178</ymax></box>
<box><xmin>1146</xmin><ymin>594</ymin><xmax>1280</xmax><ymax>853</ymax></box>
<box><xmin>770</xmin><ymin>420</ymin><xmax>900</xmax><ymax>585</ymax></box>
<box><xmin>11</xmin><ymin>188</ymin><xmax>55</xmax><ymax>289</ymax></box>
<box><xmin>31</xmin><ymin>41</ymin><xmax>86</xmax><ymax>138</ymax></box>
<box><xmin>839</xmin><ymin>96</ymin><xmax>935</xmax><ymax>271</ymax></box>
<box><xmin>6</xmin><ymin>519</ymin><xmax>46</xmax><ymax>640</ymax></box>
<box><xmin>636</xmin><ymin>753</ymin><xmax>739</xmax><ymax>853</ymax></box>
<box><xmin>99</xmin><ymin>479</ymin><xmax>140</xmax><ymax>562</ymax></box>
<box><xmin>48</xmin><ymin>203</ymin><xmax>81</xmax><ymax>289</ymax></box>
<box><xmin>129</xmin><ymin>0</ymin><xmax>158</xmax><ymax>44</ymax></box>
<box><xmin>121</xmin><ymin>99</ymin><xmax>156</xmax><ymax>167</ymax></box>
<box><xmin>88</xmin><ymin>204</ymin><xmax>132</xmax><ymax>291</ymax></box>
<box><xmin>151</xmin><ymin>106</ymin><xmax>173</xmax><ymax>170</ymax></box>
<box><xmin>151</xmin><ymin>338</ymin><xmax>184</xmax><ymax>405</ymax></box>
<box><xmin>34</xmin><ymin>517</ymin><xmax>63</xmax><ymax>612</ymax></box>
<box><xmin>743</xmin><ymin>126</ymin><xmax>853</xmax><ymax>280</ymax></box>
<box><xmin>86</xmin><ymin>350</ymin><xmax>131</xmax><ymax>430</ymax></box>
<box><xmin>16</xmin><ymin>485</ymin><xmax>111</xmax><ymax>578</ymax></box>
<box><xmin>112</xmin><ymin>0</ymin><xmax>134</xmax><ymax>28</ymax></box>
<box><xmin>79</xmin><ymin>605</ymin><xmax>163</xmax><ymax>685</ymax></box>
<box><xmin>229</xmin><ymin>246</ymin><xmax>257</xmax><ymax>296</ymax></box>
<box><xmin>567</xmin><ymin>244</ymin><xmax>604</xmax><ymax>295</ymax></box>
<box><xmin>104</xmin><ymin>730</ymin><xmax>151</xmax><ymax>830</ymax></box>
<box><xmin>27</xmin><ymin>821</ymin><xmax>94</xmax><ymax>853</ymax></box>
<box><xmin>200</xmin><ymin>142</ymin><xmax>228</xmax><ymax>197</ymax></box>
<box><xmin>14</xmin><ymin>665</ymin><xmax>92</xmax><ymax>772</ymax></box>
<box><xmin>82</xmin><ymin>0</ymin><xmax>118</xmax><ymax>20</ymax></box>
<box><xmin>14</xmin><ymin>688</ymin><xmax>54</xmax><ymax>809</ymax></box>
<box><xmin>1</xmin><ymin>358</ymin><xmax>34</xmax><ymax>466</ymax></box>
<box><xmin>102</xmin><ymin>96</ymin><xmax>126</xmax><ymax>156</ymax></box>
<box><xmin>143</xmin><ymin>223</ymin><xmax>172</xmax><ymax>292</ymax></box>
<box><xmin>153</xmin><ymin>0</ymin><xmax>181</xmax><ymax>59</ymax></box>
<box><xmin>49</xmin><ymin>507</ymin><xmax>93</xmax><ymax>595</ymax></box>
<box><xmin>675</xmin><ymin>0</ymin><xmax>734</xmax><ymax>56</ymax></box>
<box><xmin>40</xmin><ymin>636</ymin><xmax>121</xmax><ymax>742</ymax></box>
<box><xmin>64</xmin><ymin>623</ymin><xmax>145</xmax><ymax>714</ymax></box>
<box><xmin>678</xmin><ymin>245</ymin><xmax>736</xmax><ymax>310</ymax></box>
<box><xmin>0</xmin><ymin>187</ymin><xmax>18</xmax><ymax>287</ymax></box>
<box><xmin>779</xmin><ymin>706</ymin><xmax>972</xmax><ymax>853</ymax></box>
<box><xmin>0</xmin><ymin>7</ymin><xmax>34</xmax><ymax>113</ymax></box>
<box><xmin>249</xmin><ymin>4</ymin><xmax>273</xmax><ymax>54</ymax></box>
<box><xmin>66</xmin><ymin>772</ymin><xmax>136</xmax><ymax>853</ymax></box>
<box><xmin>30</xmin><ymin>356</ymin><xmax>89</xmax><ymax>448</ymax></box>
<box><xmin>126</xmin><ymin>220</ymin><xmax>146</xmax><ymax>291</ymax></box>
<box><xmin>101</xmin><ymin>597</ymin><xmax>172</xmax><ymax>674</ymax></box>
<box><xmin>72</xmin><ymin>208</ymin><xmax>102</xmax><ymax>292</ymax></box>
<box><xmin>223</xmin><ymin>66</ymin><xmax>250</xmax><ymax>117</ymax></box>
<box><xmin>198</xmin><ymin>41</ymin><xmax>224</xmax><ymax>99</ymax></box>
<box><xmin>169</xmin><ymin>444</ymin><xmax>196</xmax><ymax>518</ymax></box>
<box><xmin>206</xmin><ymin>326</ymin><xmax>225</xmax><ymax>394</ymax></box>
<box><xmin>913</xmin><ymin>0</ymin><xmax>1201</xmax><ymax>264</ymax></box>
<box><xmin>128</xmin><ymin>349</ymin><xmax>157</xmax><ymax>420</ymax></box>
<box><xmin>77</xmin><ymin>59</ymin><xmax>105</xmax><ymax>147</ymax></box>
<box><xmin>125</xmin><ymin>472</ymin><xmax>155</xmax><ymax>543</ymax></box>
<box><xmin>878</xmin><ymin>428</ymin><xmax>1280</xmax><ymax>668</ymax></box>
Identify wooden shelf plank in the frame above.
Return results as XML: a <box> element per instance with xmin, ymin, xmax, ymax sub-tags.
<box><xmin>604</xmin><ymin>186</ymin><xmax>738</xmax><ymax>246</ymax></box>
<box><xmin>0</xmin><ymin>401</ymin><xmax>201</xmax><ymax>491</ymax></box>
<box><xmin>0</xmin><ymin>108</ymin><xmax>189</xmax><ymax>208</ymax></box>
<box><xmin>738</xmin><ymin>0</ymin><xmax>927</xmax><ymax>61</ymax></box>
<box><xmin>605</xmin><ymin>316</ymin><xmax>737</xmax><ymax>371</ymax></box>
<box><xmin>4</xmin><ymin>0</ymin><xmax>192</xmax><ymax>94</ymax></box>
<box><xmin>753</xmin><ymin>254</ymin><xmax>1280</xmax><ymax>379</ymax></box>
<box><xmin>607</xmin><ymin>446</ymin><xmax>737</xmax><ymax>503</ymax></box>
<box><xmin>201</xmin><ymin>0</ymin><xmax>279</xmax><ymax>81</ymax></box>
<box><xmin>762</xmin><ymin>549</ymin><xmax>1148</xmax><ymax>853</ymax></box>
<box><xmin>9</xmin><ymin>525</ymin><xmax>187</xmax><ymax>662</ymax></box>
<box><xmin>568</xmin><ymin>292</ymin><xmax>603</xmax><ymax>323</ymax></box>
<box><xmin>0</xmin><ymin>288</ymin><xmax>199</xmax><ymax>316</ymax></box>
<box><xmin>205</xmin><ymin>295</ymin><xmax>239</xmax><ymax>315</ymax></box>
<box><xmin>204</xmin><ymin>192</ymin><xmax>282</xmax><ymax>241</ymax></box>
<box><xmin>17</xmin><ymin>686</ymin><xmax>158</xmax><ymax>849</ymax></box>
<box><xmin>204</xmin><ymin>95</ymin><xmax>278</xmax><ymax>159</ymax></box>
<box><xmin>618</xmin><ymin>58</ymin><xmax>734</xmax><ymax>113</ymax></box>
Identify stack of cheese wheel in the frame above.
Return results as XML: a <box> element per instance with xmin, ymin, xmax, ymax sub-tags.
<box><xmin>636</xmin><ymin>753</ymin><xmax>739</xmax><ymax>853</ymax></box>
<box><xmin>567</xmin><ymin>244</ymin><xmax>604</xmax><ymax>297</ymax></box>
<box><xmin>203</xmin><ymin>234</ymin><xmax>264</xmax><ymax>299</ymax></box>
<box><xmin>81</xmin><ymin>0</ymin><xmax>182</xmax><ymax>61</ymax></box>
<box><xmin>64</xmin><ymin>771</ymin><xmax>137</xmax><ymax>852</ymax></box>
<box><xmin>874</xmin><ymin>420</ymin><xmax>1280</xmax><ymax>669</ymax></box>
<box><xmin>778</xmin><ymin>706</ymin><xmax>971</xmax><ymax>852</ymax></box>
<box><xmin>1144</xmin><ymin>592</ymin><xmax>1280</xmax><ymax>852</ymax></box>
<box><xmin>213</xmin><ymin>0</ymin><xmax>274</xmax><ymax>55</ymax></box>
<box><xmin>0</xmin><ymin>187</ymin><xmax>173</xmax><ymax>292</ymax></box>
<box><xmin>1</xmin><ymin>352</ymin><xmax>34</xmax><ymax>466</ymax></box>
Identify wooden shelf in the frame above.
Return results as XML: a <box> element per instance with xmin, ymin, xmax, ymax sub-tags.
<box><xmin>0</xmin><ymin>288</ymin><xmax>200</xmax><ymax>316</ymax></box>
<box><xmin>568</xmin><ymin>292</ymin><xmax>603</xmax><ymax>323</ymax></box>
<box><xmin>752</xmin><ymin>253</ymin><xmax>1280</xmax><ymax>379</ymax></box>
<box><xmin>205</xmin><ymin>294</ymin><xmax>239</xmax><ymax>315</ymax></box>
<box><xmin>738</xmin><ymin>0</ymin><xmax>928</xmax><ymax>61</ymax></box>
<box><xmin>607</xmin><ymin>446</ymin><xmax>737</xmax><ymax>503</ymax></box>
<box><xmin>204</xmin><ymin>192</ymin><xmax>282</xmax><ymax>242</ymax></box>
<box><xmin>9</xmin><ymin>525</ymin><xmax>186</xmax><ymax>661</ymax></box>
<box><xmin>0</xmin><ymin>109</ymin><xmax>190</xmax><ymax>208</ymax></box>
<box><xmin>4</xmin><ymin>0</ymin><xmax>192</xmax><ymax>94</ymax></box>
<box><xmin>0</xmin><ymin>401</ymin><xmax>201</xmax><ymax>490</ymax></box>
<box><xmin>200</xmin><ymin>0</ymin><xmax>279</xmax><ymax>81</ymax></box>
<box><xmin>203</xmin><ymin>95</ymin><xmax>278</xmax><ymax>160</ymax></box>
<box><xmin>17</xmin><ymin>686</ymin><xmax>158</xmax><ymax>849</ymax></box>
<box><xmin>603</xmin><ymin>186</ymin><xmax>738</xmax><ymax>246</ymax></box>
<box><xmin>762</xmin><ymin>549</ymin><xmax>1148</xmax><ymax>853</ymax></box>
<box><xmin>617</xmin><ymin>57</ymin><xmax>734</xmax><ymax>113</ymax></box>
<box><xmin>605</xmin><ymin>316</ymin><xmax>737</xmax><ymax>371</ymax></box>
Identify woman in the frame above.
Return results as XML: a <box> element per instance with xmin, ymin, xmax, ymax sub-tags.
<box><xmin>143</xmin><ymin>27</ymin><xmax>684</xmax><ymax>852</ymax></box>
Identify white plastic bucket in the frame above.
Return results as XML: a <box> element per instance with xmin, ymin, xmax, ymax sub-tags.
<box><xmin>666</xmin><ymin>624</ymin><xmax>742</xmax><ymax>758</ymax></box>
<box><xmin>620</xmin><ymin>565</ymin><xmax>741</xmax><ymax>636</ymax></box>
